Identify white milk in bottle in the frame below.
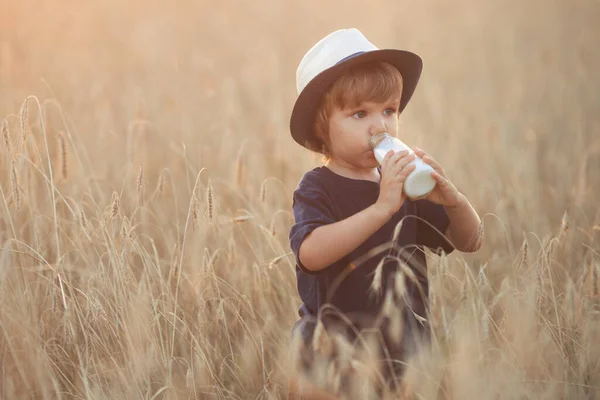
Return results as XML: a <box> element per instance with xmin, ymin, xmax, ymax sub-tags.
<box><xmin>369</xmin><ymin>132</ymin><xmax>437</xmax><ymax>200</ymax></box>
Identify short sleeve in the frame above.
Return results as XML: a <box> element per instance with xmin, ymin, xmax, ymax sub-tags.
<box><xmin>289</xmin><ymin>175</ymin><xmax>336</xmax><ymax>274</ymax></box>
<box><xmin>415</xmin><ymin>200</ymin><xmax>454</xmax><ymax>255</ymax></box>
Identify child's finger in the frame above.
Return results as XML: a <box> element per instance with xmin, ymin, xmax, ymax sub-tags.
<box><xmin>381</xmin><ymin>149</ymin><xmax>395</xmax><ymax>168</ymax></box>
<box><xmin>412</xmin><ymin>148</ymin><xmax>446</xmax><ymax>176</ymax></box>
<box><xmin>431</xmin><ymin>171</ymin><xmax>446</xmax><ymax>184</ymax></box>
<box><xmin>413</xmin><ymin>147</ymin><xmax>427</xmax><ymax>157</ymax></box>
<box><xmin>387</xmin><ymin>150</ymin><xmax>409</xmax><ymax>168</ymax></box>
<box><xmin>398</xmin><ymin>163</ymin><xmax>417</xmax><ymax>180</ymax></box>
<box><xmin>416</xmin><ymin>148</ymin><xmax>442</xmax><ymax>171</ymax></box>
<box><xmin>415</xmin><ymin>147</ymin><xmax>435</xmax><ymax>164</ymax></box>
<box><xmin>423</xmin><ymin>155</ymin><xmax>445</xmax><ymax>175</ymax></box>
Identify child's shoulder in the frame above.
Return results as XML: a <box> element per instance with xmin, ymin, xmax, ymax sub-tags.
<box><xmin>295</xmin><ymin>166</ymin><xmax>330</xmax><ymax>190</ymax></box>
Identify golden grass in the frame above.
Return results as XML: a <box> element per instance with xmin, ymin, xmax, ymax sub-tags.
<box><xmin>1</xmin><ymin>0</ymin><xmax>600</xmax><ymax>398</ymax></box>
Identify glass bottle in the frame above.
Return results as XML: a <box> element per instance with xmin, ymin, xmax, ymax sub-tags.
<box><xmin>369</xmin><ymin>132</ymin><xmax>437</xmax><ymax>200</ymax></box>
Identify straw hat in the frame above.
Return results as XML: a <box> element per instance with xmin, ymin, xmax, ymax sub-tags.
<box><xmin>290</xmin><ymin>28</ymin><xmax>422</xmax><ymax>151</ymax></box>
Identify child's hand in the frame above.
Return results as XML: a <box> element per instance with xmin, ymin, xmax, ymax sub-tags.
<box><xmin>375</xmin><ymin>149</ymin><xmax>417</xmax><ymax>217</ymax></box>
<box><xmin>413</xmin><ymin>148</ymin><xmax>461</xmax><ymax>208</ymax></box>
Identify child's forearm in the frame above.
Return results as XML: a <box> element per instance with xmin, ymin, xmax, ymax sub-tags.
<box><xmin>445</xmin><ymin>193</ymin><xmax>483</xmax><ymax>252</ymax></box>
<box><xmin>298</xmin><ymin>204</ymin><xmax>391</xmax><ymax>272</ymax></box>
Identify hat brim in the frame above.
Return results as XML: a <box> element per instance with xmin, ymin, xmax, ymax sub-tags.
<box><xmin>290</xmin><ymin>49</ymin><xmax>423</xmax><ymax>151</ymax></box>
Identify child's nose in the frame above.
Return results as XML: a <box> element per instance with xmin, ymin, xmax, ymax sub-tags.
<box><xmin>369</xmin><ymin>117</ymin><xmax>387</xmax><ymax>135</ymax></box>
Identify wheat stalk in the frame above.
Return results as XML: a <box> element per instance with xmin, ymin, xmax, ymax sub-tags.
<box><xmin>156</xmin><ymin>172</ymin><xmax>165</xmax><ymax>196</ymax></box>
<box><xmin>386</xmin><ymin>294</ymin><xmax>404</xmax><ymax>346</ymax></box>
<box><xmin>57</xmin><ymin>131</ymin><xmax>68</xmax><ymax>179</ymax></box>
<box><xmin>394</xmin><ymin>270</ymin><xmax>406</xmax><ymax>299</ymax></box>
<box><xmin>268</xmin><ymin>217</ymin><xmax>277</xmax><ymax>236</ymax></box>
<box><xmin>312</xmin><ymin>320</ymin><xmax>334</xmax><ymax>358</ymax></box>
<box><xmin>51</xmin><ymin>283</ymin><xmax>58</xmax><ymax>313</ymax></box>
<box><xmin>369</xmin><ymin>258</ymin><xmax>385</xmax><ymax>296</ymax></box>
<box><xmin>33</xmin><ymin>218</ymin><xmax>44</xmax><ymax>255</ymax></box>
<box><xmin>19</xmin><ymin>98</ymin><xmax>29</xmax><ymax>143</ymax></box>
<box><xmin>267</xmin><ymin>252</ymin><xmax>291</xmax><ymax>269</ymax></box>
<box><xmin>392</xmin><ymin>220</ymin><xmax>403</xmax><ymax>243</ymax></box>
<box><xmin>232</xmin><ymin>214</ymin><xmax>253</xmax><ymax>224</ymax></box>
<box><xmin>110</xmin><ymin>192</ymin><xmax>120</xmax><ymax>220</ymax></box>
<box><xmin>381</xmin><ymin>288</ymin><xmax>395</xmax><ymax>318</ymax></box>
<box><xmin>234</xmin><ymin>151</ymin><xmax>244</xmax><ymax>187</ymax></box>
<box><xmin>517</xmin><ymin>236</ymin><xmax>529</xmax><ymax>269</ymax></box>
<box><xmin>186</xmin><ymin>367</ymin><xmax>194</xmax><ymax>390</ymax></box>
<box><xmin>259</xmin><ymin>179</ymin><xmax>267</xmax><ymax>203</ymax></box>
<box><xmin>191</xmin><ymin>188</ymin><xmax>200</xmax><ymax>231</ymax></box>
<box><xmin>169</xmin><ymin>243</ymin><xmax>179</xmax><ymax>281</ymax></box>
<box><xmin>79</xmin><ymin>207</ymin><xmax>88</xmax><ymax>232</ymax></box>
<box><xmin>2</xmin><ymin>120</ymin><xmax>11</xmax><ymax>157</ymax></box>
<box><xmin>206</xmin><ymin>180</ymin><xmax>213</xmax><ymax>222</ymax></box>
<box><xmin>560</xmin><ymin>210</ymin><xmax>569</xmax><ymax>236</ymax></box>
<box><xmin>136</xmin><ymin>162</ymin><xmax>144</xmax><ymax>205</ymax></box>
<box><xmin>593</xmin><ymin>262</ymin><xmax>599</xmax><ymax>297</ymax></box>
<box><xmin>10</xmin><ymin>159</ymin><xmax>21</xmax><ymax>211</ymax></box>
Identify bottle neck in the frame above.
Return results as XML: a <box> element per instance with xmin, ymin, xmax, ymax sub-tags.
<box><xmin>368</xmin><ymin>132</ymin><xmax>389</xmax><ymax>150</ymax></box>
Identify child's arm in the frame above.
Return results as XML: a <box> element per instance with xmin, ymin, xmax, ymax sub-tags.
<box><xmin>300</xmin><ymin>150</ymin><xmax>415</xmax><ymax>272</ymax></box>
<box><xmin>444</xmin><ymin>193</ymin><xmax>483</xmax><ymax>253</ymax></box>
<box><xmin>412</xmin><ymin>147</ymin><xmax>483</xmax><ymax>253</ymax></box>
<box><xmin>298</xmin><ymin>203</ymin><xmax>390</xmax><ymax>272</ymax></box>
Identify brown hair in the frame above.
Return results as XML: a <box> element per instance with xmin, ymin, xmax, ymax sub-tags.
<box><xmin>312</xmin><ymin>61</ymin><xmax>404</xmax><ymax>161</ymax></box>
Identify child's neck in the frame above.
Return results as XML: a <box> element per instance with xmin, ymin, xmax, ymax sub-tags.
<box><xmin>325</xmin><ymin>160</ymin><xmax>380</xmax><ymax>183</ymax></box>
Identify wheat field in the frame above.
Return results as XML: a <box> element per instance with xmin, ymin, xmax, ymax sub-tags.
<box><xmin>1</xmin><ymin>0</ymin><xmax>600</xmax><ymax>398</ymax></box>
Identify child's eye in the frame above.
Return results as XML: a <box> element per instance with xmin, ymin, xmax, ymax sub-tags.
<box><xmin>352</xmin><ymin>111</ymin><xmax>366</xmax><ymax>119</ymax></box>
<box><xmin>384</xmin><ymin>108</ymin><xmax>397</xmax><ymax>116</ymax></box>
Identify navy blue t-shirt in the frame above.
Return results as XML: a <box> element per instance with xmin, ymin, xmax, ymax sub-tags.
<box><xmin>289</xmin><ymin>166</ymin><xmax>454</xmax><ymax>340</ymax></box>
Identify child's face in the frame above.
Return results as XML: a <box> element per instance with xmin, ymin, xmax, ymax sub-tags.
<box><xmin>326</xmin><ymin>95</ymin><xmax>401</xmax><ymax>170</ymax></box>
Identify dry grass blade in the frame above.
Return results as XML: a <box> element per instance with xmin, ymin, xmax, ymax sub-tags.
<box><xmin>593</xmin><ymin>263</ymin><xmax>599</xmax><ymax>298</ymax></box>
<box><xmin>232</xmin><ymin>214</ymin><xmax>254</xmax><ymax>223</ymax></box>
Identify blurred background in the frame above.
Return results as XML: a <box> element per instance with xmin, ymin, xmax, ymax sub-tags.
<box><xmin>1</xmin><ymin>0</ymin><xmax>600</xmax><ymax>398</ymax></box>
<box><xmin>3</xmin><ymin>0</ymin><xmax>599</xmax><ymax>236</ymax></box>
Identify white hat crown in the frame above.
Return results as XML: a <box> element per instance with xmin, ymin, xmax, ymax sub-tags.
<box><xmin>296</xmin><ymin>28</ymin><xmax>379</xmax><ymax>95</ymax></box>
